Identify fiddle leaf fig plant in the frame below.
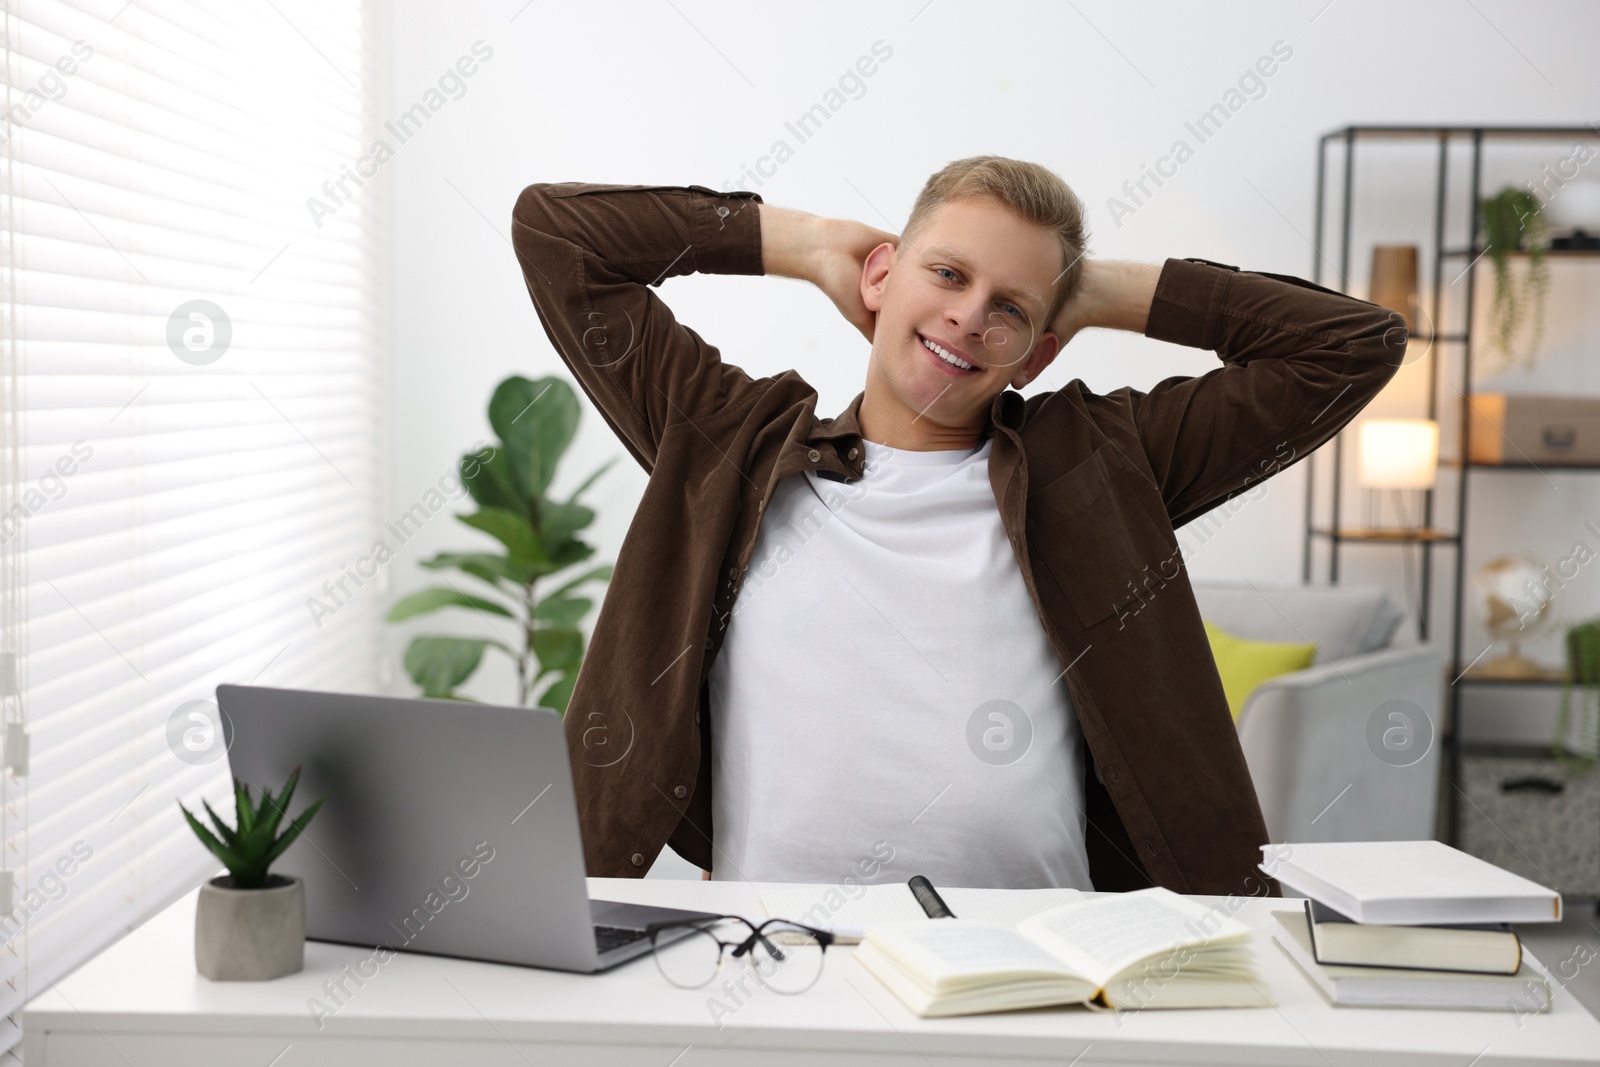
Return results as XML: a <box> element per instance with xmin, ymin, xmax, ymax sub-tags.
<box><xmin>387</xmin><ymin>375</ymin><xmax>615</xmax><ymax>712</ymax></box>
<box><xmin>1479</xmin><ymin>185</ymin><xmax>1550</xmax><ymax>374</ymax></box>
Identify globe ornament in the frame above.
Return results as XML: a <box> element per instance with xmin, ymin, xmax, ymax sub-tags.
<box><xmin>1473</xmin><ymin>553</ymin><xmax>1555</xmax><ymax>678</ymax></box>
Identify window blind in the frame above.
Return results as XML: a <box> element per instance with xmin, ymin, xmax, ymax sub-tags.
<box><xmin>0</xmin><ymin>0</ymin><xmax>387</xmax><ymax>1050</ymax></box>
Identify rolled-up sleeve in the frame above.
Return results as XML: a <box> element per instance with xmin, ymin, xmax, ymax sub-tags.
<box><xmin>1118</xmin><ymin>256</ymin><xmax>1405</xmax><ymax>530</ymax></box>
<box><xmin>510</xmin><ymin>183</ymin><xmax>768</xmax><ymax>473</ymax></box>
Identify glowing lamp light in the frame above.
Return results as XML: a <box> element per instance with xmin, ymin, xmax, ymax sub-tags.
<box><xmin>1359</xmin><ymin>418</ymin><xmax>1439</xmax><ymax>490</ymax></box>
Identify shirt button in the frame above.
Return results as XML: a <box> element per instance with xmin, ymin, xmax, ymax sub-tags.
<box><xmin>848</xmin><ymin>447</ymin><xmax>859</xmax><ymax>459</ymax></box>
<box><xmin>630</xmin><ymin>852</ymin><xmax>645</xmax><ymax>866</ymax></box>
<box><xmin>704</xmin><ymin>637</ymin><xmax>714</xmax><ymax>650</ymax></box>
<box><xmin>807</xmin><ymin>449</ymin><xmax>821</xmax><ymax>462</ymax></box>
<box><xmin>673</xmin><ymin>785</ymin><xmax>687</xmax><ymax>798</ymax></box>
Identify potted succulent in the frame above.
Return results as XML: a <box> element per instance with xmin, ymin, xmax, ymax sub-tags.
<box><xmin>179</xmin><ymin>767</ymin><xmax>326</xmax><ymax>981</ymax></box>
<box><xmin>387</xmin><ymin>374</ymin><xmax>615</xmax><ymax>711</ymax></box>
<box><xmin>1478</xmin><ymin>185</ymin><xmax>1550</xmax><ymax>374</ymax></box>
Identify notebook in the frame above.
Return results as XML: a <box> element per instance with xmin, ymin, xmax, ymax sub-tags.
<box><xmin>1272</xmin><ymin>908</ymin><xmax>1551</xmax><ymax>1011</ymax></box>
<box><xmin>758</xmin><ymin>882</ymin><xmax>1087</xmax><ymax>943</ymax></box>
<box><xmin>1259</xmin><ymin>841</ymin><xmax>1562</xmax><ymax>925</ymax></box>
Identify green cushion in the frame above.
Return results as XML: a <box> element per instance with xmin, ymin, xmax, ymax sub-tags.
<box><xmin>1203</xmin><ymin>619</ymin><xmax>1317</xmax><ymax>722</ymax></box>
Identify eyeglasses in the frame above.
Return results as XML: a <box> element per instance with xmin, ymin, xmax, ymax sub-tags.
<box><xmin>644</xmin><ymin>914</ymin><xmax>835</xmax><ymax>995</ymax></box>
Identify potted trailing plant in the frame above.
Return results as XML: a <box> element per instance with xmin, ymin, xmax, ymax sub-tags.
<box><xmin>1555</xmin><ymin>618</ymin><xmax>1600</xmax><ymax>774</ymax></box>
<box><xmin>179</xmin><ymin>767</ymin><xmax>325</xmax><ymax>981</ymax></box>
<box><xmin>387</xmin><ymin>375</ymin><xmax>615</xmax><ymax>711</ymax></box>
<box><xmin>1478</xmin><ymin>185</ymin><xmax>1550</xmax><ymax>374</ymax></box>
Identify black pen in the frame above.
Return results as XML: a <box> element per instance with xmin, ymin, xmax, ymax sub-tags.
<box><xmin>908</xmin><ymin>874</ymin><xmax>956</xmax><ymax>919</ymax></box>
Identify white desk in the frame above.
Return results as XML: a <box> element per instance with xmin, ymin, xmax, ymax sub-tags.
<box><xmin>23</xmin><ymin>877</ymin><xmax>1600</xmax><ymax>1066</ymax></box>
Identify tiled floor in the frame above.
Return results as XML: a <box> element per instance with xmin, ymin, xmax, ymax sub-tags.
<box><xmin>1520</xmin><ymin>900</ymin><xmax>1600</xmax><ymax>1019</ymax></box>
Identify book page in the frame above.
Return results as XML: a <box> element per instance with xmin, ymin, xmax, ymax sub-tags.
<box><xmin>870</xmin><ymin>920</ymin><xmax>1083</xmax><ymax>982</ymax></box>
<box><xmin>1018</xmin><ymin>888</ymin><xmax>1250</xmax><ymax>986</ymax></box>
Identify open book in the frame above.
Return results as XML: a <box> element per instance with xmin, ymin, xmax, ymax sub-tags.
<box><xmin>853</xmin><ymin>886</ymin><xmax>1274</xmax><ymax>1017</ymax></box>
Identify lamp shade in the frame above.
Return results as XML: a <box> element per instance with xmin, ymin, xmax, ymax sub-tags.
<box><xmin>1359</xmin><ymin>418</ymin><xmax>1439</xmax><ymax>488</ymax></box>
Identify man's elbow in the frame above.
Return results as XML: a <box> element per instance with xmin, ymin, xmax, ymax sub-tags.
<box><xmin>511</xmin><ymin>183</ymin><xmax>557</xmax><ymax>245</ymax></box>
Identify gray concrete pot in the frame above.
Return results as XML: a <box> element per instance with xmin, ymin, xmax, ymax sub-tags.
<box><xmin>194</xmin><ymin>874</ymin><xmax>305</xmax><ymax>981</ymax></box>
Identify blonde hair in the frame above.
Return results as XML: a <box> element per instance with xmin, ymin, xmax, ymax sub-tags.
<box><xmin>902</xmin><ymin>155</ymin><xmax>1090</xmax><ymax>328</ymax></box>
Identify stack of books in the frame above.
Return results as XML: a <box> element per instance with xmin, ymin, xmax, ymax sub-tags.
<box><xmin>1260</xmin><ymin>840</ymin><xmax>1561</xmax><ymax>1011</ymax></box>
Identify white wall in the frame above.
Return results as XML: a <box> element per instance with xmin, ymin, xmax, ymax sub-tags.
<box><xmin>383</xmin><ymin>1</ymin><xmax>1600</xmax><ymax>820</ymax></box>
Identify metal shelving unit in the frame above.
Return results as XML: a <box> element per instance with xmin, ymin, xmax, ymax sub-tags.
<box><xmin>1298</xmin><ymin>124</ymin><xmax>1600</xmax><ymax>846</ymax></box>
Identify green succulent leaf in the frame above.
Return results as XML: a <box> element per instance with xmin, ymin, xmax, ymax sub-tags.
<box><xmin>387</xmin><ymin>587</ymin><xmax>515</xmax><ymax>623</ymax></box>
<box><xmin>403</xmin><ymin>636</ymin><xmax>511</xmax><ymax>698</ymax></box>
<box><xmin>233</xmin><ymin>779</ymin><xmax>256</xmax><ymax>837</ymax></box>
<box><xmin>200</xmin><ymin>799</ymin><xmax>240</xmax><ymax>850</ymax></box>
<box><xmin>489</xmin><ymin>376</ymin><xmax>580</xmax><ymax>503</ymax></box>
<box><xmin>258</xmin><ymin>766</ymin><xmax>301</xmax><ymax>841</ymax></box>
<box><xmin>261</xmin><ymin>795</ymin><xmax>326</xmax><ymax>871</ymax></box>
<box><xmin>180</xmin><ymin>802</ymin><xmax>250</xmax><ymax>876</ymax></box>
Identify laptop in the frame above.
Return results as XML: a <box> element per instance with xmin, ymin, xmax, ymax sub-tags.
<box><xmin>214</xmin><ymin>684</ymin><xmax>720</xmax><ymax>973</ymax></box>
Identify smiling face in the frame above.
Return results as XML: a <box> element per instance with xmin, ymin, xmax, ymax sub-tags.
<box><xmin>858</xmin><ymin>196</ymin><xmax>1066</xmax><ymax>449</ymax></box>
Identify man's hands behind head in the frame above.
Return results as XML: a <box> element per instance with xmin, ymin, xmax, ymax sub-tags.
<box><xmin>815</xmin><ymin>217</ymin><xmax>898</xmax><ymax>344</ymax></box>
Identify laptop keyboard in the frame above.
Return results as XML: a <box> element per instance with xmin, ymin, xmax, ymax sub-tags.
<box><xmin>594</xmin><ymin>924</ymin><xmax>650</xmax><ymax>955</ymax></box>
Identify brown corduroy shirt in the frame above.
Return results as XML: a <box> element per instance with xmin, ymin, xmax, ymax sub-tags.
<box><xmin>510</xmin><ymin>181</ymin><xmax>1403</xmax><ymax>897</ymax></box>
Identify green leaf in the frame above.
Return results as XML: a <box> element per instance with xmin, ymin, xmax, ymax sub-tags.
<box><xmin>489</xmin><ymin>376</ymin><xmax>580</xmax><ymax>502</ymax></box>
<box><xmin>460</xmin><ymin>444</ymin><xmax>522</xmax><ymax>511</ymax></box>
<box><xmin>180</xmin><ymin>802</ymin><xmax>250</xmax><ymax>877</ymax></box>
<box><xmin>547</xmin><ymin>538</ymin><xmax>595</xmax><ymax>572</ymax></box>
<box><xmin>258</xmin><ymin>766</ymin><xmax>301</xmax><ymax>841</ymax></box>
<box><xmin>261</xmin><ymin>795</ymin><xmax>326</xmax><ymax>871</ymax></box>
<box><xmin>537</xmin><ymin>670</ymin><xmax>579</xmax><ymax>716</ymax></box>
<box><xmin>420</xmin><ymin>552</ymin><xmax>532</xmax><ymax>587</ymax></box>
<box><xmin>403</xmin><ymin>636</ymin><xmax>510</xmax><ymax>698</ymax></box>
<box><xmin>563</xmin><ymin>457</ymin><xmax>611</xmax><ymax>502</ymax></box>
<box><xmin>547</xmin><ymin>564</ymin><xmax>613</xmax><ymax>599</ymax></box>
<box><xmin>532</xmin><ymin>627</ymin><xmax>583</xmax><ymax>675</ymax></box>
<box><xmin>534</xmin><ymin>594</ymin><xmax>592</xmax><ymax>629</ymax></box>
<box><xmin>540</xmin><ymin>501</ymin><xmax>595</xmax><ymax>551</ymax></box>
<box><xmin>201</xmin><ymin>799</ymin><xmax>240</xmax><ymax>849</ymax></box>
<box><xmin>565</xmin><ymin>456</ymin><xmax>618</xmax><ymax>504</ymax></box>
<box><xmin>234</xmin><ymin>779</ymin><xmax>256</xmax><ymax>837</ymax></box>
<box><xmin>387</xmin><ymin>587</ymin><xmax>515</xmax><ymax>623</ymax></box>
<box><xmin>457</xmin><ymin>508</ymin><xmax>548</xmax><ymax>568</ymax></box>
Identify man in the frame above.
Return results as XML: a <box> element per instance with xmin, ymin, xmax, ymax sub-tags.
<box><xmin>510</xmin><ymin>156</ymin><xmax>1403</xmax><ymax>896</ymax></box>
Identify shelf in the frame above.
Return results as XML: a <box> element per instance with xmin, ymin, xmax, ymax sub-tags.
<box><xmin>1322</xmin><ymin>125</ymin><xmax>1600</xmax><ymax>140</ymax></box>
<box><xmin>1439</xmin><ymin>457</ymin><xmax>1600</xmax><ymax>472</ymax></box>
<box><xmin>1310</xmin><ymin>526</ymin><xmax>1458</xmax><ymax>543</ymax></box>
<box><xmin>1441</xmin><ymin>245</ymin><xmax>1600</xmax><ymax>258</ymax></box>
<box><xmin>1453</xmin><ymin>665</ymin><xmax>1571</xmax><ymax>686</ymax></box>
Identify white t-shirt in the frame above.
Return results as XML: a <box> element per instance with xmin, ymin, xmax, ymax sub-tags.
<box><xmin>708</xmin><ymin>437</ymin><xmax>1093</xmax><ymax>890</ymax></box>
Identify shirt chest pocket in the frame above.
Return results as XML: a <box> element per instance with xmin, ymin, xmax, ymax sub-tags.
<box><xmin>1026</xmin><ymin>444</ymin><xmax>1181</xmax><ymax>629</ymax></box>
